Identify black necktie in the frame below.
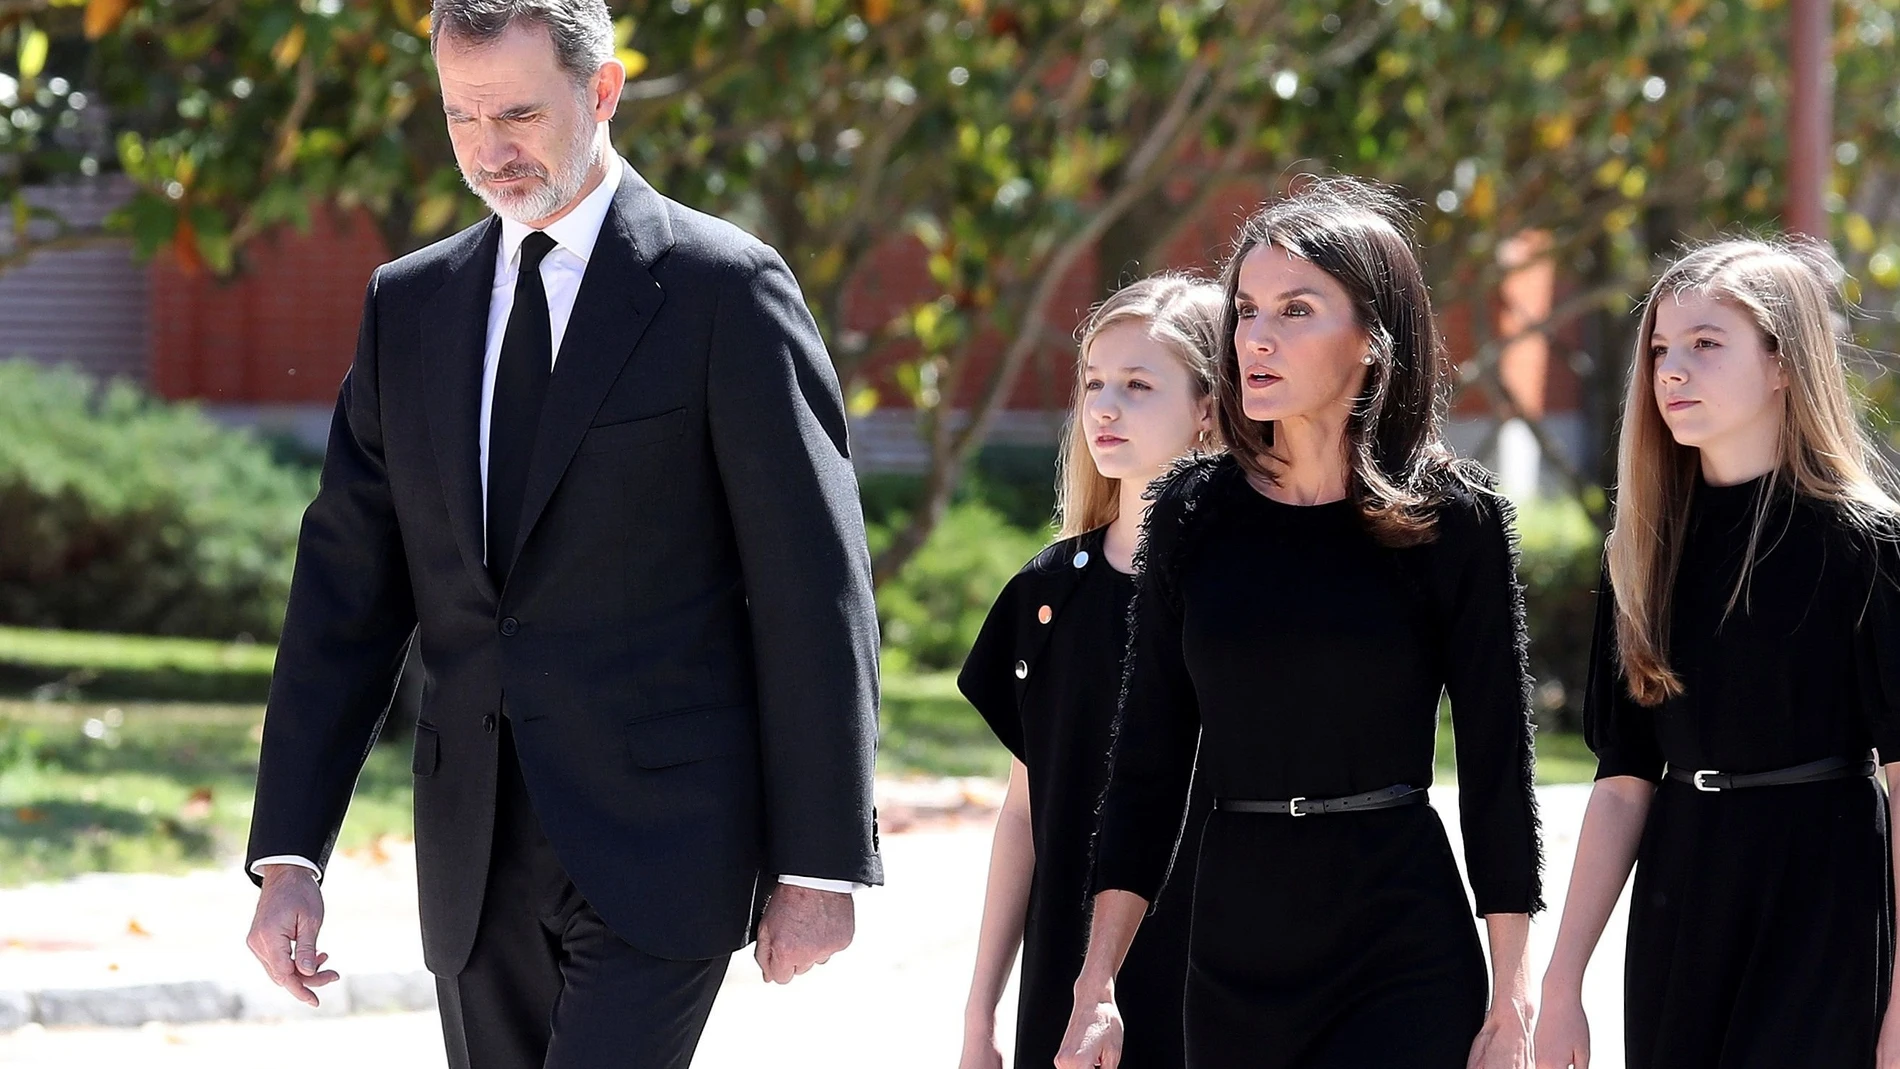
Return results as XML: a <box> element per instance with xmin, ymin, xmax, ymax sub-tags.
<box><xmin>486</xmin><ymin>231</ymin><xmax>558</xmax><ymax>587</ymax></box>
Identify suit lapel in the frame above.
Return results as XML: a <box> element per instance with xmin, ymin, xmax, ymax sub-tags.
<box><xmin>421</xmin><ymin>217</ymin><xmax>503</xmax><ymax>604</ymax></box>
<box><xmin>503</xmin><ymin>164</ymin><xmax>675</xmax><ymax>578</ymax></box>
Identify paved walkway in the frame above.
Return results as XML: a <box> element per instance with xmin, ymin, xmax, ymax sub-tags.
<box><xmin>0</xmin><ymin>783</ymin><xmax>1631</xmax><ymax>1067</ymax></box>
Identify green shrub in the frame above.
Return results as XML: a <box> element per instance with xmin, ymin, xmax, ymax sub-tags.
<box><xmin>0</xmin><ymin>361</ymin><xmax>317</xmax><ymax>641</ymax></box>
<box><xmin>872</xmin><ymin>500</ymin><xmax>1047</xmax><ymax>674</ymax></box>
<box><xmin>1514</xmin><ymin>495</ymin><xmax>1605</xmax><ymax>732</ymax></box>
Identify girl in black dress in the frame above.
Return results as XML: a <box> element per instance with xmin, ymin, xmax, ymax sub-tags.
<box><xmin>1058</xmin><ymin>177</ymin><xmax>1542</xmax><ymax>1069</ymax></box>
<box><xmin>958</xmin><ymin>273</ymin><xmax>1225</xmax><ymax>1069</ymax></box>
<box><xmin>1536</xmin><ymin>240</ymin><xmax>1900</xmax><ymax>1069</ymax></box>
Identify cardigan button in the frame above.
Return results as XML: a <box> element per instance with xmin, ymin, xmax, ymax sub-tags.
<box><xmin>1014</xmin><ymin>660</ymin><xmax>1028</xmax><ymax>679</ymax></box>
<box><xmin>1037</xmin><ymin>605</ymin><xmax>1052</xmax><ymax>624</ymax></box>
<box><xmin>1072</xmin><ymin>550</ymin><xmax>1090</xmax><ymax>569</ymax></box>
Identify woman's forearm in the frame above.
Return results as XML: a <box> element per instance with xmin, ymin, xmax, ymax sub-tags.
<box><xmin>964</xmin><ymin>761</ymin><xmax>1036</xmax><ymax>1024</ymax></box>
<box><xmin>1072</xmin><ymin>889</ymin><xmax>1150</xmax><ymax>999</ymax></box>
<box><xmin>1541</xmin><ymin>776</ymin><xmax>1653</xmax><ymax>995</ymax></box>
<box><xmin>1483</xmin><ymin>911</ymin><xmax>1532</xmax><ymax>1008</ymax></box>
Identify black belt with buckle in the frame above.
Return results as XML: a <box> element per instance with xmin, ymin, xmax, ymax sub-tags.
<box><xmin>1663</xmin><ymin>755</ymin><xmax>1876</xmax><ymax>793</ymax></box>
<box><xmin>1214</xmin><ymin>784</ymin><xmax>1425</xmax><ymax>817</ymax></box>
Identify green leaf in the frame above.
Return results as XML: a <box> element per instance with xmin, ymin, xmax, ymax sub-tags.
<box><xmin>18</xmin><ymin>26</ymin><xmax>50</xmax><ymax>79</ymax></box>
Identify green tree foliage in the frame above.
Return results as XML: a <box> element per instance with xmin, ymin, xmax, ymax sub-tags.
<box><xmin>3</xmin><ymin>0</ymin><xmax>1897</xmax><ymax>572</ymax></box>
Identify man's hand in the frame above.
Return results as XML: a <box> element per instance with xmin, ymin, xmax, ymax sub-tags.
<box><xmin>245</xmin><ymin>864</ymin><xmax>340</xmax><ymax>1006</ymax></box>
<box><xmin>753</xmin><ymin>883</ymin><xmax>854</xmax><ymax>984</ymax></box>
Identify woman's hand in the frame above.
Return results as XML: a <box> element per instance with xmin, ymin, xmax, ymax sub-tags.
<box><xmin>1053</xmin><ymin>986</ymin><xmax>1123</xmax><ymax>1069</ymax></box>
<box><xmin>1466</xmin><ymin>994</ymin><xmax>1527</xmax><ymax>1069</ymax></box>
<box><xmin>1467</xmin><ymin>992</ymin><xmax>1533</xmax><ymax>1069</ymax></box>
<box><xmin>1531</xmin><ymin>988</ymin><xmax>1588</xmax><ymax>1069</ymax></box>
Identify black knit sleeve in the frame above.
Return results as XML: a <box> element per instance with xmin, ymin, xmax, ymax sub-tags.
<box><xmin>1581</xmin><ymin>563</ymin><xmax>1666</xmax><ymax>783</ymax></box>
<box><xmin>957</xmin><ymin>574</ymin><xmax>1027</xmax><ymax>763</ymax></box>
<box><xmin>1090</xmin><ymin>456</ymin><xmax>1224</xmax><ymax>904</ymax></box>
<box><xmin>1852</xmin><ymin>529</ymin><xmax>1900</xmax><ymax>764</ymax></box>
<box><xmin>1435</xmin><ymin>488</ymin><xmax>1545</xmax><ymax>917</ymax></box>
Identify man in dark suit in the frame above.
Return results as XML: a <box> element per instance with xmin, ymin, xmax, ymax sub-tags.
<box><xmin>241</xmin><ymin>2</ymin><xmax>882</xmax><ymax>1065</ymax></box>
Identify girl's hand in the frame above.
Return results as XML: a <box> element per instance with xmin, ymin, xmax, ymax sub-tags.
<box><xmin>1531</xmin><ymin>990</ymin><xmax>1589</xmax><ymax>1069</ymax></box>
<box><xmin>1875</xmin><ymin>1001</ymin><xmax>1900</xmax><ymax>1069</ymax></box>
<box><xmin>957</xmin><ymin>1018</ymin><xmax>1006</xmax><ymax>1069</ymax></box>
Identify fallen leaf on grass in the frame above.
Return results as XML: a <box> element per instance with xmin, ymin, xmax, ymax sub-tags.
<box><xmin>181</xmin><ymin>787</ymin><xmax>214</xmax><ymax>820</ymax></box>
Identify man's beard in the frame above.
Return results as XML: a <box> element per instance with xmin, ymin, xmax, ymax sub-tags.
<box><xmin>462</xmin><ymin>114</ymin><xmax>600</xmax><ymax>225</ymax></box>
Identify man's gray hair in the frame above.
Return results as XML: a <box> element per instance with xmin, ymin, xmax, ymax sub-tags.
<box><xmin>430</xmin><ymin>0</ymin><xmax>615</xmax><ymax>87</ymax></box>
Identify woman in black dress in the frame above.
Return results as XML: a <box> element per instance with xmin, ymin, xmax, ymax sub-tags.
<box><xmin>1057</xmin><ymin>177</ymin><xmax>1542</xmax><ymax>1069</ymax></box>
<box><xmin>958</xmin><ymin>273</ymin><xmax>1224</xmax><ymax>1069</ymax></box>
<box><xmin>1535</xmin><ymin>240</ymin><xmax>1900</xmax><ymax>1069</ymax></box>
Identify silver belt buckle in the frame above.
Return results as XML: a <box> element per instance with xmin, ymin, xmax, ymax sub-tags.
<box><xmin>1287</xmin><ymin>796</ymin><xmax>1308</xmax><ymax>817</ymax></box>
<box><xmin>1692</xmin><ymin>769</ymin><xmax>1721</xmax><ymax>792</ymax></box>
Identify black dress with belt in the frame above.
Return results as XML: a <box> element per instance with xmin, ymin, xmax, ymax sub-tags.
<box><xmin>1585</xmin><ymin>475</ymin><xmax>1900</xmax><ymax>1068</ymax></box>
<box><xmin>960</xmin><ymin>527</ymin><xmax>1208</xmax><ymax>1069</ymax></box>
<box><xmin>1091</xmin><ymin>454</ymin><xmax>1543</xmax><ymax>1069</ymax></box>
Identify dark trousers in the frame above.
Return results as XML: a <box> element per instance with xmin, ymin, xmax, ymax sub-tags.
<box><xmin>435</xmin><ymin>719</ymin><xmax>727</xmax><ymax>1069</ymax></box>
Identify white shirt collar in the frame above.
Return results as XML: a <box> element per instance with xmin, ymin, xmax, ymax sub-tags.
<box><xmin>497</xmin><ymin>151</ymin><xmax>623</xmax><ymax>274</ymax></box>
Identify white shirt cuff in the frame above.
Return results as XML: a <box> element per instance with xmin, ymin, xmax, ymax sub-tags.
<box><xmin>251</xmin><ymin>855</ymin><xmax>324</xmax><ymax>882</ymax></box>
<box><xmin>776</xmin><ymin>875</ymin><xmax>865</xmax><ymax>894</ymax></box>
<box><xmin>251</xmin><ymin>857</ymin><xmax>857</xmax><ymax>893</ymax></box>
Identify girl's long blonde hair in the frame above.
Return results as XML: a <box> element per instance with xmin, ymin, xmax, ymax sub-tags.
<box><xmin>1609</xmin><ymin>237</ymin><xmax>1900</xmax><ymax>705</ymax></box>
<box><xmin>1055</xmin><ymin>273</ymin><xmax>1225</xmax><ymax>539</ymax></box>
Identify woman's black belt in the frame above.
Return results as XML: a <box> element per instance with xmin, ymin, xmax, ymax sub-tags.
<box><xmin>1663</xmin><ymin>755</ymin><xmax>1876</xmax><ymax>792</ymax></box>
<box><xmin>1214</xmin><ymin>784</ymin><xmax>1425</xmax><ymax>817</ymax></box>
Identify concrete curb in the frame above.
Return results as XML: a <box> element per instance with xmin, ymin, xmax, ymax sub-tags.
<box><xmin>0</xmin><ymin>969</ymin><xmax>437</xmax><ymax>1032</ymax></box>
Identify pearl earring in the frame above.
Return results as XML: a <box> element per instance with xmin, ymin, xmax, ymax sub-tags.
<box><xmin>1361</xmin><ymin>352</ymin><xmax>1375</xmax><ymax>365</ymax></box>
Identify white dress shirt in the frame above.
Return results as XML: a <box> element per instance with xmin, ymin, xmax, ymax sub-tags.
<box><xmin>255</xmin><ymin>154</ymin><xmax>860</xmax><ymax>895</ymax></box>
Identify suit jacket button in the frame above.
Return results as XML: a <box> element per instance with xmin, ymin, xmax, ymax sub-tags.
<box><xmin>482</xmin><ymin>714</ymin><xmax>496</xmax><ymax>733</ymax></box>
<box><xmin>1014</xmin><ymin>660</ymin><xmax>1028</xmax><ymax>679</ymax></box>
<box><xmin>499</xmin><ymin>617</ymin><xmax>519</xmax><ymax>637</ymax></box>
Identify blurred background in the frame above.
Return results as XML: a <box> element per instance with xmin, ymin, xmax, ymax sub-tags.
<box><xmin>0</xmin><ymin>0</ymin><xmax>1896</xmax><ymax>1063</ymax></box>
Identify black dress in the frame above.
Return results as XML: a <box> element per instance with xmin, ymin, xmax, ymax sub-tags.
<box><xmin>1092</xmin><ymin>454</ymin><xmax>1543</xmax><ymax>1069</ymax></box>
<box><xmin>1585</xmin><ymin>475</ymin><xmax>1900</xmax><ymax>1068</ymax></box>
<box><xmin>960</xmin><ymin>527</ymin><xmax>1208</xmax><ymax>1069</ymax></box>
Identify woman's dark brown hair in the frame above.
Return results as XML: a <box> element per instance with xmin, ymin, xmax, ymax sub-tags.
<box><xmin>1216</xmin><ymin>174</ymin><xmax>1467</xmax><ymax>546</ymax></box>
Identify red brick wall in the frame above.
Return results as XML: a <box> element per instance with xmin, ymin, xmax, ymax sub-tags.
<box><xmin>150</xmin><ymin>204</ymin><xmax>388</xmax><ymax>403</ymax></box>
<box><xmin>146</xmin><ymin>191</ymin><xmax>1571</xmax><ymax>422</ymax></box>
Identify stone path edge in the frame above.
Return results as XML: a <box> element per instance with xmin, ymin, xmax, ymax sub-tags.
<box><xmin>0</xmin><ymin>969</ymin><xmax>440</xmax><ymax>1031</ymax></box>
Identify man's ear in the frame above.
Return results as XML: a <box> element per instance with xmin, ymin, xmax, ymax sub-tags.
<box><xmin>593</xmin><ymin>60</ymin><xmax>625</xmax><ymax>122</ymax></box>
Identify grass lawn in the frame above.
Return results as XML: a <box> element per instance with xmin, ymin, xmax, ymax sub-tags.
<box><xmin>0</xmin><ymin>674</ymin><xmax>1596</xmax><ymax>886</ymax></box>
<box><xmin>0</xmin><ymin>700</ymin><xmax>411</xmax><ymax>886</ymax></box>
<box><xmin>0</xmin><ymin>626</ymin><xmax>275</xmax><ymax>703</ymax></box>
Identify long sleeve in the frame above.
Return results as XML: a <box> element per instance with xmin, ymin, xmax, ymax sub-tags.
<box><xmin>957</xmin><ymin>576</ymin><xmax>1027</xmax><ymax>763</ymax></box>
<box><xmin>245</xmin><ymin>269</ymin><xmax>418</xmax><ymax>883</ymax></box>
<box><xmin>1438</xmin><ymin>492</ymin><xmax>1544</xmax><ymax>916</ymax></box>
<box><xmin>1582</xmin><ymin>563</ymin><xmax>1665</xmax><ymax>782</ymax></box>
<box><xmin>1090</xmin><ymin>470</ymin><xmax>1205</xmax><ymax>904</ymax></box>
<box><xmin>1854</xmin><ymin>532</ymin><xmax>1900</xmax><ymax>763</ymax></box>
<box><xmin>708</xmin><ymin>243</ymin><xmax>882</xmax><ymax>887</ymax></box>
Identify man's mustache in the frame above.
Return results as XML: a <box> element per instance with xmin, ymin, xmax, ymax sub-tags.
<box><xmin>472</xmin><ymin>165</ymin><xmax>547</xmax><ymax>184</ymax></box>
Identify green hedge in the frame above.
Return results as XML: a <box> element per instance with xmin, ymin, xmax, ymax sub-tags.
<box><xmin>1516</xmin><ymin>496</ymin><xmax>1604</xmax><ymax>732</ymax></box>
<box><xmin>0</xmin><ymin>361</ymin><xmax>317</xmax><ymax>641</ymax></box>
<box><xmin>871</xmin><ymin>501</ymin><xmax>1049</xmax><ymax>674</ymax></box>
